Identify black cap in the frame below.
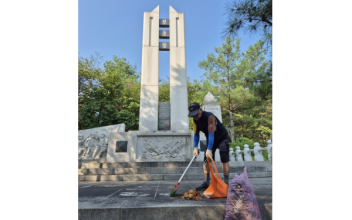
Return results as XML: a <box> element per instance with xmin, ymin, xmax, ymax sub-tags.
<box><xmin>188</xmin><ymin>102</ymin><xmax>200</xmax><ymax>117</ymax></box>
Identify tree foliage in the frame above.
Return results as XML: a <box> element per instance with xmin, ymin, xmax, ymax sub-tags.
<box><xmin>198</xmin><ymin>36</ymin><xmax>268</xmax><ymax>142</ymax></box>
<box><xmin>223</xmin><ymin>0</ymin><xmax>272</xmax><ymax>45</ymax></box>
<box><xmin>198</xmin><ymin>36</ymin><xmax>271</xmax><ymax>146</ymax></box>
<box><xmin>78</xmin><ymin>54</ymin><xmax>140</xmax><ymax>131</ymax></box>
<box><xmin>78</xmin><ymin>52</ymin><xmax>103</xmax><ymax>95</ymax></box>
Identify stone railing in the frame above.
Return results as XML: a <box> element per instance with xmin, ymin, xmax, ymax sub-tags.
<box><xmin>229</xmin><ymin>139</ymin><xmax>272</xmax><ymax>163</ymax></box>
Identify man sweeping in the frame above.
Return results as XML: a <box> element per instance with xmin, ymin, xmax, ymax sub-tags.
<box><xmin>188</xmin><ymin>102</ymin><xmax>230</xmax><ymax>191</ymax></box>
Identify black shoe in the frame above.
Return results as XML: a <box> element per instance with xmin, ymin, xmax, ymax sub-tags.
<box><xmin>195</xmin><ymin>181</ymin><xmax>209</xmax><ymax>191</ymax></box>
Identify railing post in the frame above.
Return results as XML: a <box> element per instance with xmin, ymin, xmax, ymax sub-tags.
<box><xmin>243</xmin><ymin>144</ymin><xmax>252</xmax><ymax>161</ymax></box>
<box><xmin>229</xmin><ymin>148</ymin><xmax>236</xmax><ymax>161</ymax></box>
<box><xmin>254</xmin><ymin>142</ymin><xmax>264</xmax><ymax>161</ymax></box>
<box><xmin>267</xmin><ymin>139</ymin><xmax>272</xmax><ymax>162</ymax></box>
<box><xmin>235</xmin><ymin>146</ymin><xmax>243</xmax><ymax>161</ymax></box>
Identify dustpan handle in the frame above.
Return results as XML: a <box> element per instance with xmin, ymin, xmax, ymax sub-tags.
<box><xmin>208</xmin><ymin>157</ymin><xmax>221</xmax><ymax>178</ymax></box>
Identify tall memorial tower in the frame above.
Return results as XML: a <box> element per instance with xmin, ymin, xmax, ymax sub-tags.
<box><xmin>139</xmin><ymin>6</ymin><xmax>160</xmax><ymax>131</ymax></box>
<box><xmin>107</xmin><ymin>6</ymin><xmax>192</xmax><ymax>163</ymax></box>
<box><xmin>169</xmin><ymin>6</ymin><xmax>189</xmax><ymax>130</ymax></box>
<box><xmin>139</xmin><ymin>5</ymin><xmax>189</xmax><ymax>131</ymax></box>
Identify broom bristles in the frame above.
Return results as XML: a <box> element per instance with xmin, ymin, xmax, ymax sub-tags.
<box><xmin>170</xmin><ymin>188</ymin><xmax>177</xmax><ymax>197</ymax></box>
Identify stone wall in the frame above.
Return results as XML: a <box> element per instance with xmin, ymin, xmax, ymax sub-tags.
<box><xmin>78</xmin><ymin>124</ymin><xmax>126</xmax><ymax>160</ymax></box>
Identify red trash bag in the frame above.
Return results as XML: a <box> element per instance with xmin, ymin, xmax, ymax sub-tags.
<box><xmin>224</xmin><ymin>164</ymin><xmax>261</xmax><ymax>220</ymax></box>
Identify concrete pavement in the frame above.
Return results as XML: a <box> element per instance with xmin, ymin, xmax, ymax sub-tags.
<box><xmin>79</xmin><ymin>177</ymin><xmax>272</xmax><ymax>220</ymax></box>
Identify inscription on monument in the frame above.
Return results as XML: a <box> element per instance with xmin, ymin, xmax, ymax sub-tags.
<box><xmin>159</xmin><ymin>30</ymin><xmax>170</xmax><ymax>39</ymax></box>
<box><xmin>159</xmin><ymin>42</ymin><xmax>170</xmax><ymax>51</ymax></box>
<box><xmin>116</xmin><ymin>141</ymin><xmax>128</xmax><ymax>153</ymax></box>
<box><xmin>159</xmin><ymin>19</ymin><xmax>169</xmax><ymax>27</ymax></box>
<box><xmin>205</xmin><ymin>107</ymin><xmax>219</xmax><ymax>111</ymax></box>
<box><xmin>159</xmin><ymin>102</ymin><xmax>170</xmax><ymax>130</ymax></box>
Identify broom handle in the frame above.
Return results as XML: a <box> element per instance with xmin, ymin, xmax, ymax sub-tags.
<box><xmin>178</xmin><ymin>154</ymin><xmax>197</xmax><ymax>183</ymax></box>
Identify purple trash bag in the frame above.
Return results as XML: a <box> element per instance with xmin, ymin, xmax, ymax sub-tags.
<box><xmin>224</xmin><ymin>164</ymin><xmax>261</xmax><ymax>220</ymax></box>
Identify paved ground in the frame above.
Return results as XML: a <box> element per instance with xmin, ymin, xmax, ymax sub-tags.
<box><xmin>79</xmin><ymin>178</ymin><xmax>272</xmax><ymax>220</ymax></box>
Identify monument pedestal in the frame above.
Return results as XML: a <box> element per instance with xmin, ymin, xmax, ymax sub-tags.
<box><xmin>107</xmin><ymin>130</ymin><xmax>193</xmax><ymax>162</ymax></box>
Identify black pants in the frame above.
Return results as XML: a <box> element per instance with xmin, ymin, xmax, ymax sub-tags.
<box><xmin>203</xmin><ymin>139</ymin><xmax>229</xmax><ymax>163</ymax></box>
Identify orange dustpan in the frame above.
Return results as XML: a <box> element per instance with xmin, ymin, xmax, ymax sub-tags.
<box><xmin>203</xmin><ymin>157</ymin><xmax>228</xmax><ymax>198</ymax></box>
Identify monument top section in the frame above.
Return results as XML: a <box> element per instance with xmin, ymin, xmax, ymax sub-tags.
<box><xmin>203</xmin><ymin>92</ymin><xmax>219</xmax><ymax>105</ymax></box>
<box><xmin>139</xmin><ymin>5</ymin><xmax>189</xmax><ymax>131</ymax></box>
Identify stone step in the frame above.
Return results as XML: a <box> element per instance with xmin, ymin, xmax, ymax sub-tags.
<box><xmin>79</xmin><ymin>161</ymin><xmax>272</xmax><ymax>169</ymax></box>
<box><xmin>78</xmin><ymin>172</ymin><xmax>272</xmax><ymax>182</ymax></box>
<box><xmin>79</xmin><ymin>199</ymin><xmax>272</xmax><ymax>220</ymax></box>
<box><xmin>78</xmin><ymin>166</ymin><xmax>268</xmax><ymax>175</ymax></box>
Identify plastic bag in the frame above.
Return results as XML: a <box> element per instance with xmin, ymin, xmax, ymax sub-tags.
<box><xmin>224</xmin><ymin>164</ymin><xmax>261</xmax><ymax>220</ymax></box>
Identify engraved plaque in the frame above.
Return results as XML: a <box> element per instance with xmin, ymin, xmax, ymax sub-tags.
<box><xmin>116</xmin><ymin>141</ymin><xmax>128</xmax><ymax>153</ymax></box>
<box><xmin>206</xmin><ymin>107</ymin><xmax>219</xmax><ymax>111</ymax></box>
<box><xmin>159</xmin><ymin>102</ymin><xmax>170</xmax><ymax>130</ymax></box>
<box><xmin>159</xmin><ymin>42</ymin><xmax>170</xmax><ymax>51</ymax></box>
<box><xmin>159</xmin><ymin>30</ymin><xmax>169</xmax><ymax>39</ymax></box>
<box><xmin>200</xmin><ymin>140</ymin><xmax>207</xmax><ymax>152</ymax></box>
<box><xmin>137</xmin><ymin>135</ymin><xmax>190</xmax><ymax>160</ymax></box>
<box><xmin>159</xmin><ymin>19</ymin><xmax>169</xmax><ymax>27</ymax></box>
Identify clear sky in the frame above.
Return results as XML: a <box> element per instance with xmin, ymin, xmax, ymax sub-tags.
<box><xmin>79</xmin><ymin>0</ymin><xmax>268</xmax><ymax>81</ymax></box>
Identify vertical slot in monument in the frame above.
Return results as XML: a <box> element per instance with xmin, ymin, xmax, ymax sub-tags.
<box><xmin>149</xmin><ymin>17</ymin><xmax>153</xmax><ymax>46</ymax></box>
<box><xmin>176</xmin><ymin>18</ymin><xmax>179</xmax><ymax>47</ymax></box>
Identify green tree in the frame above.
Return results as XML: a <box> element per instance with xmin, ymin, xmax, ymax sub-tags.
<box><xmin>159</xmin><ymin>78</ymin><xmax>170</xmax><ymax>103</ymax></box>
<box><xmin>223</xmin><ymin>0</ymin><xmax>272</xmax><ymax>45</ymax></box>
<box><xmin>78</xmin><ymin>55</ymin><xmax>140</xmax><ymax>131</ymax></box>
<box><xmin>198</xmin><ymin>36</ymin><xmax>245</xmax><ymax>142</ymax></box>
<box><xmin>199</xmin><ymin>37</ymin><xmax>270</xmax><ymax>145</ymax></box>
<box><xmin>78</xmin><ymin>52</ymin><xmax>103</xmax><ymax>95</ymax></box>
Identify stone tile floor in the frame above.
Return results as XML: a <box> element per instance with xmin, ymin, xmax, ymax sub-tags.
<box><xmin>79</xmin><ymin>178</ymin><xmax>272</xmax><ymax>205</ymax></box>
<box><xmin>78</xmin><ymin>178</ymin><xmax>272</xmax><ymax>220</ymax></box>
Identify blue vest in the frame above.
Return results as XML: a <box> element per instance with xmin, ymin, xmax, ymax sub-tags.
<box><xmin>193</xmin><ymin>111</ymin><xmax>228</xmax><ymax>146</ymax></box>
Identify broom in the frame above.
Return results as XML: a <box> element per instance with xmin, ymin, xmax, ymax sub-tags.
<box><xmin>170</xmin><ymin>150</ymin><xmax>199</xmax><ymax>197</ymax></box>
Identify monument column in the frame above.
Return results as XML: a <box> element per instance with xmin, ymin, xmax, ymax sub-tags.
<box><xmin>139</xmin><ymin>6</ymin><xmax>160</xmax><ymax>131</ymax></box>
<box><xmin>169</xmin><ymin>6</ymin><xmax>189</xmax><ymax>131</ymax></box>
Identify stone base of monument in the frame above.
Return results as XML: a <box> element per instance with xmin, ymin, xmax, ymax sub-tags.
<box><xmin>78</xmin><ymin>161</ymin><xmax>272</xmax><ymax>182</ymax></box>
<box><xmin>79</xmin><ymin>158</ymin><xmax>106</xmax><ymax>163</ymax></box>
<box><xmin>106</xmin><ymin>130</ymin><xmax>193</xmax><ymax>162</ymax></box>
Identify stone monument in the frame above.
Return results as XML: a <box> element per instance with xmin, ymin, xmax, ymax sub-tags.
<box><xmin>202</xmin><ymin>92</ymin><xmax>223</xmax><ymax>122</ymax></box>
<box><xmin>198</xmin><ymin>92</ymin><xmax>223</xmax><ymax>161</ymax></box>
<box><xmin>158</xmin><ymin>102</ymin><xmax>170</xmax><ymax>130</ymax></box>
<box><xmin>106</xmin><ymin>6</ymin><xmax>192</xmax><ymax>162</ymax></box>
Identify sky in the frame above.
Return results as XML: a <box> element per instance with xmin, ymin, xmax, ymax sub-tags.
<box><xmin>79</xmin><ymin>0</ymin><xmax>269</xmax><ymax>82</ymax></box>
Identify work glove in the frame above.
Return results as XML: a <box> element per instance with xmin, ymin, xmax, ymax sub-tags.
<box><xmin>206</xmin><ymin>149</ymin><xmax>212</xmax><ymax>159</ymax></box>
<box><xmin>193</xmin><ymin>147</ymin><xmax>199</xmax><ymax>156</ymax></box>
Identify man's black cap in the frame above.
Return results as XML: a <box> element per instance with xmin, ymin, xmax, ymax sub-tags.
<box><xmin>188</xmin><ymin>102</ymin><xmax>200</xmax><ymax>117</ymax></box>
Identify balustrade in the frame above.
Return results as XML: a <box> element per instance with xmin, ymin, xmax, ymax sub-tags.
<box><xmin>231</xmin><ymin>137</ymin><xmax>273</xmax><ymax>162</ymax></box>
